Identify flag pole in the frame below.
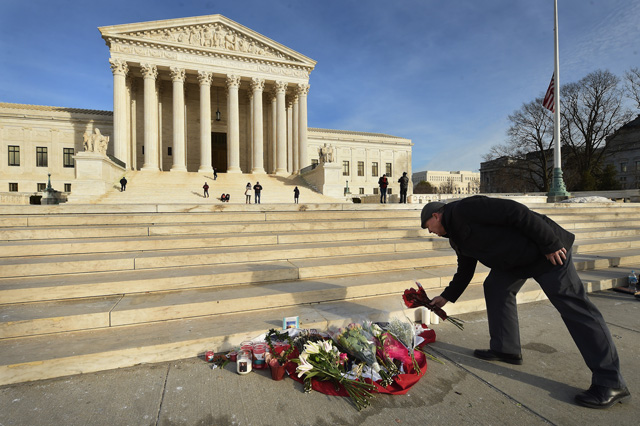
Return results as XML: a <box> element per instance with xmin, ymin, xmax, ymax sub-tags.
<box><xmin>548</xmin><ymin>0</ymin><xmax>570</xmax><ymax>199</ymax></box>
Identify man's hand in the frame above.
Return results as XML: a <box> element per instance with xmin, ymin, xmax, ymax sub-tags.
<box><xmin>545</xmin><ymin>247</ymin><xmax>567</xmax><ymax>265</ymax></box>
<box><xmin>428</xmin><ymin>296</ymin><xmax>449</xmax><ymax>309</ymax></box>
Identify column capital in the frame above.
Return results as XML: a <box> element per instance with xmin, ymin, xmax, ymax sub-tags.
<box><xmin>109</xmin><ymin>59</ymin><xmax>129</xmax><ymax>76</ymax></box>
<box><xmin>140</xmin><ymin>64</ymin><xmax>158</xmax><ymax>80</ymax></box>
<box><xmin>226</xmin><ymin>74</ymin><xmax>241</xmax><ymax>89</ymax></box>
<box><xmin>170</xmin><ymin>67</ymin><xmax>186</xmax><ymax>82</ymax></box>
<box><xmin>274</xmin><ymin>81</ymin><xmax>288</xmax><ymax>94</ymax></box>
<box><xmin>197</xmin><ymin>70</ymin><xmax>213</xmax><ymax>85</ymax></box>
<box><xmin>286</xmin><ymin>95</ymin><xmax>294</xmax><ymax>109</ymax></box>
<box><xmin>251</xmin><ymin>77</ymin><xmax>265</xmax><ymax>92</ymax></box>
<box><xmin>297</xmin><ymin>83</ymin><xmax>310</xmax><ymax>96</ymax></box>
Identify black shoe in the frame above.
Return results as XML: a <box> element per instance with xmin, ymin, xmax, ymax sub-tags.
<box><xmin>575</xmin><ymin>385</ymin><xmax>631</xmax><ymax>409</ymax></box>
<box><xmin>473</xmin><ymin>349</ymin><xmax>523</xmax><ymax>365</ymax></box>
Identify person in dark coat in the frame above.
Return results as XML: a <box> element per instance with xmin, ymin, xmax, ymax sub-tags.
<box><xmin>202</xmin><ymin>182</ymin><xmax>209</xmax><ymax>198</ymax></box>
<box><xmin>253</xmin><ymin>182</ymin><xmax>263</xmax><ymax>204</ymax></box>
<box><xmin>398</xmin><ymin>172</ymin><xmax>409</xmax><ymax>203</ymax></box>
<box><xmin>378</xmin><ymin>174</ymin><xmax>388</xmax><ymax>203</ymax></box>
<box><xmin>293</xmin><ymin>186</ymin><xmax>300</xmax><ymax>204</ymax></box>
<box><xmin>421</xmin><ymin>196</ymin><xmax>629</xmax><ymax>409</ymax></box>
<box><xmin>120</xmin><ymin>177</ymin><xmax>127</xmax><ymax>192</ymax></box>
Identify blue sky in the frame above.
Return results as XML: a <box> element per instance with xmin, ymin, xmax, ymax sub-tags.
<box><xmin>1</xmin><ymin>0</ymin><xmax>639</xmax><ymax>172</ymax></box>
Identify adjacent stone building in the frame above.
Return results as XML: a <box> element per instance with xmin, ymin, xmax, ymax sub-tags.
<box><xmin>412</xmin><ymin>170</ymin><xmax>479</xmax><ymax>194</ymax></box>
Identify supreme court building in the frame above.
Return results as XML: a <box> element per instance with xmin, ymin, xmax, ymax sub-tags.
<box><xmin>0</xmin><ymin>15</ymin><xmax>412</xmax><ymax>201</ymax></box>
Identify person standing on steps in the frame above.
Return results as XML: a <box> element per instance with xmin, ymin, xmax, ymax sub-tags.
<box><xmin>420</xmin><ymin>196</ymin><xmax>630</xmax><ymax>410</ymax></box>
<box><xmin>202</xmin><ymin>182</ymin><xmax>209</xmax><ymax>198</ymax></box>
<box><xmin>293</xmin><ymin>186</ymin><xmax>300</xmax><ymax>204</ymax></box>
<box><xmin>120</xmin><ymin>176</ymin><xmax>127</xmax><ymax>192</ymax></box>
<box><xmin>245</xmin><ymin>182</ymin><xmax>252</xmax><ymax>204</ymax></box>
<box><xmin>398</xmin><ymin>172</ymin><xmax>409</xmax><ymax>203</ymax></box>
<box><xmin>253</xmin><ymin>181</ymin><xmax>263</xmax><ymax>204</ymax></box>
<box><xmin>213</xmin><ymin>168</ymin><xmax>217</xmax><ymax>180</ymax></box>
<box><xmin>378</xmin><ymin>174</ymin><xmax>388</xmax><ymax>203</ymax></box>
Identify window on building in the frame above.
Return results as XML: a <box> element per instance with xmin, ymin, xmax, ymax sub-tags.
<box><xmin>620</xmin><ymin>162</ymin><xmax>628</xmax><ymax>173</ymax></box>
<box><xmin>359</xmin><ymin>188</ymin><xmax>364</xmax><ymax>194</ymax></box>
<box><xmin>64</xmin><ymin>183</ymin><xmax>72</xmax><ymax>192</ymax></box>
<box><xmin>357</xmin><ymin>161</ymin><xmax>364</xmax><ymax>176</ymax></box>
<box><xmin>386</xmin><ymin>163</ymin><xmax>392</xmax><ymax>177</ymax></box>
<box><xmin>371</xmin><ymin>162</ymin><xmax>378</xmax><ymax>177</ymax></box>
<box><xmin>63</xmin><ymin>148</ymin><xmax>75</xmax><ymax>168</ymax></box>
<box><xmin>8</xmin><ymin>146</ymin><xmax>20</xmax><ymax>166</ymax></box>
<box><xmin>387</xmin><ymin>188</ymin><xmax>392</xmax><ymax>194</ymax></box>
<box><xmin>37</xmin><ymin>183</ymin><xmax>46</xmax><ymax>192</ymax></box>
<box><xmin>342</xmin><ymin>160</ymin><xmax>350</xmax><ymax>176</ymax></box>
<box><xmin>9</xmin><ymin>183</ymin><xmax>18</xmax><ymax>192</ymax></box>
<box><xmin>373</xmin><ymin>188</ymin><xmax>379</xmax><ymax>195</ymax></box>
<box><xmin>36</xmin><ymin>147</ymin><xmax>48</xmax><ymax>167</ymax></box>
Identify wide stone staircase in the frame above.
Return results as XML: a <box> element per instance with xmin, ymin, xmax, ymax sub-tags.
<box><xmin>1</xmin><ymin>201</ymin><xmax>640</xmax><ymax>386</ymax></box>
<box><xmin>80</xmin><ymin>171</ymin><xmax>341</xmax><ymax>204</ymax></box>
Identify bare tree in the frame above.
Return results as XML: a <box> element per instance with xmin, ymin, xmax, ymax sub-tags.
<box><xmin>560</xmin><ymin>69</ymin><xmax>634</xmax><ymax>190</ymax></box>
<box><xmin>438</xmin><ymin>178</ymin><xmax>456</xmax><ymax>194</ymax></box>
<box><xmin>624</xmin><ymin>67</ymin><xmax>640</xmax><ymax>110</ymax></box>
<box><xmin>483</xmin><ymin>97</ymin><xmax>554</xmax><ymax>191</ymax></box>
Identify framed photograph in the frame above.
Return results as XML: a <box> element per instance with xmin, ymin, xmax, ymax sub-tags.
<box><xmin>283</xmin><ymin>316</ymin><xmax>299</xmax><ymax>330</ymax></box>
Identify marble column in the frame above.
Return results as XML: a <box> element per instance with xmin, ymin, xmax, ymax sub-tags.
<box><xmin>275</xmin><ymin>81</ymin><xmax>288</xmax><ymax>175</ymax></box>
<box><xmin>226</xmin><ymin>75</ymin><xmax>241</xmax><ymax>173</ymax></box>
<box><xmin>287</xmin><ymin>97</ymin><xmax>293</xmax><ymax>174</ymax></box>
<box><xmin>141</xmin><ymin>64</ymin><xmax>159</xmax><ymax>171</ymax></box>
<box><xmin>251</xmin><ymin>78</ymin><xmax>265</xmax><ymax>174</ymax></box>
<box><xmin>297</xmin><ymin>83</ymin><xmax>310</xmax><ymax>170</ymax></box>
<box><xmin>292</xmin><ymin>95</ymin><xmax>299</xmax><ymax>174</ymax></box>
<box><xmin>198</xmin><ymin>71</ymin><xmax>213</xmax><ymax>173</ymax></box>
<box><xmin>270</xmin><ymin>92</ymin><xmax>277</xmax><ymax>173</ymax></box>
<box><xmin>110</xmin><ymin>59</ymin><xmax>129</xmax><ymax>168</ymax></box>
<box><xmin>170</xmin><ymin>67</ymin><xmax>187</xmax><ymax>171</ymax></box>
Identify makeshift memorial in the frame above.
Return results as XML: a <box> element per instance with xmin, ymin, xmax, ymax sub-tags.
<box><xmin>265</xmin><ymin>328</ymin><xmax>296</xmax><ymax>381</ymax></box>
<box><xmin>205</xmin><ymin>350</ymin><xmax>215</xmax><ymax>362</ymax></box>
<box><xmin>237</xmin><ymin>350</ymin><xmax>252</xmax><ymax>375</ymax></box>
<box><xmin>210</xmin><ymin>354</ymin><xmax>229</xmax><ymax>370</ymax></box>
<box><xmin>403</xmin><ymin>282</ymin><xmax>464</xmax><ymax>330</ymax></box>
<box><xmin>294</xmin><ymin>340</ymin><xmax>377</xmax><ymax>410</ymax></box>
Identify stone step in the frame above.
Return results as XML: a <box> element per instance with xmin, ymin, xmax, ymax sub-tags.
<box><xmin>1</xmin><ymin>249</ymin><xmax>636</xmax><ymax>340</ymax></box>
<box><xmin>0</xmin><ymin>266</ymin><xmax>630</xmax><ymax>386</ymax></box>
<box><xmin>2</xmin><ymin>229</ymin><xmax>638</xmax><ymax>279</ymax></box>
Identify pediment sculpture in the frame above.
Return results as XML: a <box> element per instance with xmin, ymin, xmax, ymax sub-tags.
<box><xmin>83</xmin><ymin>128</ymin><xmax>109</xmax><ymax>155</ymax></box>
<box><xmin>126</xmin><ymin>23</ymin><xmax>294</xmax><ymax>61</ymax></box>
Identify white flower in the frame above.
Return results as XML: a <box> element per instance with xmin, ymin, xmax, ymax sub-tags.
<box><xmin>303</xmin><ymin>341</ymin><xmax>322</xmax><ymax>355</ymax></box>
<box><xmin>296</xmin><ymin>354</ymin><xmax>314</xmax><ymax>378</ymax></box>
<box><xmin>321</xmin><ymin>340</ymin><xmax>333</xmax><ymax>353</ymax></box>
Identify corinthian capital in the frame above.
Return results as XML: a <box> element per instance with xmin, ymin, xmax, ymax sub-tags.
<box><xmin>140</xmin><ymin>64</ymin><xmax>158</xmax><ymax>80</ymax></box>
<box><xmin>297</xmin><ymin>83</ymin><xmax>310</xmax><ymax>96</ymax></box>
<box><xmin>170</xmin><ymin>67</ymin><xmax>186</xmax><ymax>82</ymax></box>
<box><xmin>197</xmin><ymin>71</ymin><xmax>213</xmax><ymax>86</ymax></box>
<box><xmin>274</xmin><ymin>81</ymin><xmax>288</xmax><ymax>94</ymax></box>
<box><xmin>251</xmin><ymin>77</ymin><xmax>265</xmax><ymax>93</ymax></box>
<box><xmin>226</xmin><ymin>74</ymin><xmax>241</xmax><ymax>89</ymax></box>
<box><xmin>109</xmin><ymin>59</ymin><xmax>129</xmax><ymax>76</ymax></box>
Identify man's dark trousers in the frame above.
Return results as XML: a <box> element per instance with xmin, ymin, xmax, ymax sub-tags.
<box><xmin>483</xmin><ymin>249</ymin><xmax>625</xmax><ymax>388</ymax></box>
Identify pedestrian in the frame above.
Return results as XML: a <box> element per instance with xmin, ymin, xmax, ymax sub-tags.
<box><xmin>398</xmin><ymin>172</ymin><xmax>409</xmax><ymax>203</ymax></box>
<box><xmin>203</xmin><ymin>182</ymin><xmax>209</xmax><ymax>198</ymax></box>
<box><xmin>293</xmin><ymin>186</ymin><xmax>300</xmax><ymax>204</ymax></box>
<box><xmin>245</xmin><ymin>183</ymin><xmax>252</xmax><ymax>204</ymax></box>
<box><xmin>420</xmin><ymin>196</ymin><xmax>629</xmax><ymax>409</ymax></box>
<box><xmin>213</xmin><ymin>168</ymin><xmax>218</xmax><ymax>180</ymax></box>
<box><xmin>253</xmin><ymin>181</ymin><xmax>263</xmax><ymax>204</ymax></box>
<box><xmin>378</xmin><ymin>174</ymin><xmax>388</xmax><ymax>203</ymax></box>
<box><xmin>224</xmin><ymin>193</ymin><xmax>230</xmax><ymax>202</ymax></box>
<box><xmin>120</xmin><ymin>176</ymin><xmax>127</xmax><ymax>192</ymax></box>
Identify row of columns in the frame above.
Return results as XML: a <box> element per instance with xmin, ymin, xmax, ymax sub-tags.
<box><xmin>109</xmin><ymin>59</ymin><xmax>310</xmax><ymax>175</ymax></box>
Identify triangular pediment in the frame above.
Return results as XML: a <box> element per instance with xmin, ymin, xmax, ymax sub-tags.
<box><xmin>99</xmin><ymin>15</ymin><xmax>316</xmax><ymax>69</ymax></box>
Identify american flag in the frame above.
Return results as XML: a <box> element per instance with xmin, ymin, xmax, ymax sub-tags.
<box><xmin>543</xmin><ymin>74</ymin><xmax>555</xmax><ymax>112</ymax></box>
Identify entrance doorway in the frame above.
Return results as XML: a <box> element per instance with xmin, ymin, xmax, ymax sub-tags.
<box><xmin>211</xmin><ymin>132</ymin><xmax>227</xmax><ymax>172</ymax></box>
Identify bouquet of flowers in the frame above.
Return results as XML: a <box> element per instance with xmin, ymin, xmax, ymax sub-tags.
<box><xmin>332</xmin><ymin>323</ymin><xmax>381</xmax><ymax>374</ymax></box>
<box><xmin>403</xmin><ymin>282</ymin><xmax>464</xmax><ymax>330</ymax></box>
<box><xmin>385</xmin><ymin>317</ymin><xmax>423</xmax><ymax>374</ymax></box>
<box><xmin>294</xmin><ymin>340</ymin><xmax>377</xmax><ymax>410</ymax></box>
<box><xmin>360</xmin><ymin>321</ymin><xmax>401</xmax><ymax>386</ymax></box>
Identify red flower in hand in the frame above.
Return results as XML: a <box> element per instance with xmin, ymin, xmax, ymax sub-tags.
<box><xmin>402</xmin><ymin>282</ymin><xmax>464</xmax><ymax>330</ymax></box>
